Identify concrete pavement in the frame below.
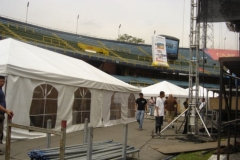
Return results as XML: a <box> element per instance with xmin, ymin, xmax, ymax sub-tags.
<box><xmin>0</xmin><ymin>117</ymin><xmax>183</xmax><ymax>160</ymax></box>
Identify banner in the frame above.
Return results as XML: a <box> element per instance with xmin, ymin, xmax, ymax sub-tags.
<box><xmin>204</xmin><ymin>48</ymin><xmax>239</xmax><ymax>60</ymax></box>
<box><xmin>151</xmin><ymin>35</ymin><xmax>169</xmax><ymax>67</ymax></box>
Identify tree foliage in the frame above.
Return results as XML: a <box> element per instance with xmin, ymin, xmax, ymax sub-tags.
<box><xmin>117</xmin><ymin>34</ymin><xmax>145</xmax><ymax>44</ymax></box>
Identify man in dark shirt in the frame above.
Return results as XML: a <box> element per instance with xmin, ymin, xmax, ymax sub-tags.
<box><xmin>0</xmin><ymin>76</ymin><xmax>14</xmax><ymax>155</ymax></box>
<box><xmin>135</xmin><ymin>93</ymin><xmax>147</xmax><ymax>131</ymax></box>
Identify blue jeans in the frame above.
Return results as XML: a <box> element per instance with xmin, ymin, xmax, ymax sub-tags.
<box><xmin>149</xmin><ymin>105</ymin><xmax>154</xmax><ymax>116</ymax></box>
<box><xmin>200</xmin><ymin>111</ymin><xmax>205</xmax><ymax>122</ymax></box>
<box><xmin>136</xmin><ymin>110</ymin><xmax>145</xmax><ymax>129</ymax></box>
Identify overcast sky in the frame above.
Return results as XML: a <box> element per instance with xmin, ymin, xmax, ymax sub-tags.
<box><xmin>0</xmin><ymin>0</ymin><xmax>238</xmax><ymax>50</ymax></box>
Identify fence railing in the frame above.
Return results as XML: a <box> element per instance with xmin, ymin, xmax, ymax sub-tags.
<box><xmin>5</xmin><ymin>115</ymin><xmax>67</xmax><ymax>160</ymax></box>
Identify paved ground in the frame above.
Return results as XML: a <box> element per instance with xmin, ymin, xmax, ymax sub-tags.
<box><xmin>0</xmin><ymin>115</ymin><xmax>226</xmax><ymax>160</ymax></box>
<box><xmin>0</xmin><ymin>116</ymin><xmax>182</xmax><ymax>160</ymax></box>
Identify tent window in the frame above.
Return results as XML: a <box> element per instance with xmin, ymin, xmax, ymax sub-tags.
<box><xmin>30</xmin><ymin>84</ymin><xmax>58</xmax><ymax>129</ymax></box>
<box><xmin>128</xmin><ymin>94</ymin><xmax>136</xmax><ymax>118</ymax></box>
<box><xmin>72</xmin><ymin>87</ymin><xmax>91</xmax><ymax>125</ymax></box>
<box><xmin>110</xmin><ymin>93</ymin><xmax>121</xmax><ymax>120</ymax></box>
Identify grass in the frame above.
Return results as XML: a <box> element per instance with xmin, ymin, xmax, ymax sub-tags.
<box><xmin>171</xmin><ymin>150</ymin><xmax>214</xmax><ymax>160</ymax></box>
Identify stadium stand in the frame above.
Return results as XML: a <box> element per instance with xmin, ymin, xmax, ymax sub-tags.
<box><xmin>0</xmin><ymin>16</ymin><xmax>220</xmax><ymax>88</ymax></box>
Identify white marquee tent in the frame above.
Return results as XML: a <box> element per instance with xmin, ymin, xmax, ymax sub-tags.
<box><xmin>0</xmin><ymin>38</ymin><xmax>140</xmax><ymax>140</ymax></box>
<box><xmin>185</xmin><ymin>86</ymin><xmax>218</xmax><ymax>98</ymax></box>
<box><xmin>142</xmin><ymin>81</ymin><xmax>188</xmax><ymax>97</ymax></box>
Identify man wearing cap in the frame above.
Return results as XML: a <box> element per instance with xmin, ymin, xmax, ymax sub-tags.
<box><xmin>135</xmin><ymin>93</ymin><xmax>147</xmax><ymax>131</ymax></box>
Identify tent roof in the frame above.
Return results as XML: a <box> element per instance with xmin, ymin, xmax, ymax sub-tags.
<box><xmin>0</xmin><ymin>38</ymin><xmax>140</xmax><ymax>93</ymax></box>
<box><xmin>142</xmin><ymin>81</ymin><xmax>188</xmax><ymax>97</ymax></box>
<box><xmin>185</xmin><ymin>86</ymin><xmax>218</xmax><ymax>98</ymax></box>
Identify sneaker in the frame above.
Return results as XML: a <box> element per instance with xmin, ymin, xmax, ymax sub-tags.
<box><xmin>138</xmin><ymin>128</ymin><xmax>142</xmax><ymax>131</ymax></box>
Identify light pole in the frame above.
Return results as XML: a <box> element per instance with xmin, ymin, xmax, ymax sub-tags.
<box><xmin>118</xmin><ymin>24</ymin><xmax>121</xmax><ymax>38</ymax></box>
<box><xmin>76</xmin><ymin>14</ymin><xmax>79</xmax><ymax>34</ymax></box>
<box><xmin>26</xmin><ymin>2</ymin><xmax>29</xmax><ymax>23</ymax></box>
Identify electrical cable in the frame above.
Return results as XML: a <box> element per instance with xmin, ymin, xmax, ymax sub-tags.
<box><xmin>201</xmin><ymin>0</ymin><xmax>207</xmax><ymax>98</ymax></box>
<box><xmin>181</xmin><ymin>0</ymin><xmax>185</xmax><ymax>48</ymax></box>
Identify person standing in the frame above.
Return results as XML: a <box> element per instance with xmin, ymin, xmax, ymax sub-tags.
<box><xmin>154</xmin><ymin>91</ymin><xmax>165</xmax><ymax>134</ymax></box>
<box><xmin>164</xmin><ymin>94</ymin><xmax>177</xmax><ymax>128</ymax></box>
<box><xmin>182</xmin><ymin>98</ymin><xmax>189</xmax><ymax>134</ymax></box>
<box><xmin>0</xmin><ymin>76</ymin><xmax>14</xmax><ymax>155</ymax></box>
<box><xmin>173</xmin><ymin>97</ymin><xmax>179</xmax><ymax>117</ymax></box>
<box><xmin>148</xmin><ymin>97</ymin><xmax>155</xmax><ymax>116</ymax></box>
<box><xmin>199</xmin><ymin>98</ymin><xmax>206</xmax><ymax>122</ymax></box>
<box><xmin>183</xmin><ymin>98</ymin><xmax>189</xmax><ymax>111</ymax></box>
<box><xmin>135</xmin><ymin>93</ymin><xmax>147</xmax><ymax>131</ymax></box>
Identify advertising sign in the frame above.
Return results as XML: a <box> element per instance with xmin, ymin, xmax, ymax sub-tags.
<box><xmin>204</xmin><ymin>48</ymin><xmax>239</xmax><ymax>60</ymax></box>
<box><xmin>151</xmin><ymin>35</ymin><xmax>169</xmax><ymax>67</ymax></box>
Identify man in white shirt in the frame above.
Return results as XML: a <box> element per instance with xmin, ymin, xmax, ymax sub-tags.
<box><xmin>199</xmin><ymin>98</ymin><xmax>206</xmax><ymax>122</ymax></box>
<box><xmin>154</xmin><ymin>91</ymin><xmax>165</xmax><ymax>134</ymax></box>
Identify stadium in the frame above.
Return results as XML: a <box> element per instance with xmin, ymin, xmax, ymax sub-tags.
<box><xmin>0</xmin><ymin>16</ymin><xmax>220</xmax><ymax>89</ymax></box>
<box><xmin>1</xmin><ymin>0</ymin><xmax>240</xmax><ymax>159</ymax></box>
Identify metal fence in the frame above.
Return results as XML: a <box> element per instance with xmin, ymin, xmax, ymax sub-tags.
<box><xmin>5</xmin><ymin>115</ymin><xmax>67</xmax><ymax>160</ymax></box>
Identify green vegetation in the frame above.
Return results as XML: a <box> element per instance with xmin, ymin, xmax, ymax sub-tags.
<box><xmin>171</xmin><ymin>150</ymin><xmax>213</xmax><ymax>160</ymax></box>
<box><xmin>117</xmin><ymin>34</ymin><xmax>145</xmax><ymax>44</ymax></box>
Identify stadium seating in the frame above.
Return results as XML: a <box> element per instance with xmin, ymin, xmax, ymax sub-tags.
<box><xmin>0</xmin><ymin>16</ymin><xmax>221</xmax><ymax>82</ymax></box>
<box><xmin>111</xmin><ymin>75</ymin><xmax>219</xmax><ymax>88</ymax></box>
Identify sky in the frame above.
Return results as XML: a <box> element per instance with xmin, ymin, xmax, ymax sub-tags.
<box><xmin>0</xmin><ymin>0</ymin><xmax>239</xmax><ymax>50</ymax></box>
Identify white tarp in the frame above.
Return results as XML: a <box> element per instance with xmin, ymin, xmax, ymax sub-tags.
<box><xmin>142</xmin><ymin>81</ymin><xmax>188</xmax><ymax>97</ymax></box>
<box><xmin>0</xmin><ymin>38</ymin><xmax>140</xmax><ymax>140</ymax></box>
<box><xmin>0</xmin><ymin>38</ymin><xmax>139</xmax><ymax>93</ymax></box>
<box><xmin>185</xmin><ymin>86</ymin><xmax>218</xmax><ymax>98</ymax></box>
<box><xmin>151</xmin><ymin>35</ymin><xmax>169</xmax><ymax>67</ymax></box>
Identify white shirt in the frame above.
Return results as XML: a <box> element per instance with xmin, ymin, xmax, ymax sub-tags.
<box><xmin>154</xmin><ymin>97</ymin><xmax>165</xmax><ymax>116</ymax></box>
<box><xmin>199</xmin><ymin>102</ymin><xmax>206</xmax><ymax>110</ymax></box>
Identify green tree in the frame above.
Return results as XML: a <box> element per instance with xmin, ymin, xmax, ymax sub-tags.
<box><xmin>117</xmin><ymin>34</ymin><xmax>145</xmax><ymax>44</ymax></box>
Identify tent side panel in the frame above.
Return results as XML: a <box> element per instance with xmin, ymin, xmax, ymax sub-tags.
<box><xmin>89</xmin><ymin>89</ymin><xmax>103</xmax><ymax>127</ymax></box>
<box><xmin>102</xmin><ymin>90</ymin><xmax>113</xmax><ymax>126</ymax></box>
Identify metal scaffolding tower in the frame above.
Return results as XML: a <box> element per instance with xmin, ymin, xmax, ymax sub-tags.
<box><xmin>159</xmin><ymin>0</ymin><xmax>211</xmax><ymax>137</ymax></box>
<box><xmin>188</xmin><ymin>0</ymin><xmax>200</xmax><ymax>135</ymax></box>
<box><xmin>200</xmin><ymin>23</ymin><xmax>214</xmax><ymax>49</ymax></box>
<box><xmin>199</xmin><ymin>0</ymin><xmax>214</xmax><ymax>50</ymax></box>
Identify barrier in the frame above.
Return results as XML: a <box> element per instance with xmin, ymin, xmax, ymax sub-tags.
<box><xmin>5</xmin><ymin>115</ymin><xmax>67</xmax><ymax>160</ymax></box>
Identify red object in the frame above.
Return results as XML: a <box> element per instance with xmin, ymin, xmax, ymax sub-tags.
<box><xmin>61</xmin><ymin>120</ymin><xmax>67</xmax><ymax>128</ymax></box>
<box><xmin>204</xmin><ymin>49</ymin><xmax>239</xmax><ymax>60</ymax></box>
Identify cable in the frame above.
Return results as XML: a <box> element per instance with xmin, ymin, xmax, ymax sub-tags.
<box><xmin>219</xmin><ymin>23</ymin><xmax>221</xmax><ymax>49</ymax></box>
<box><xmin>201</xmin><ymin>0</ymin><xmax>207</xmax><ymax>98</ymax></box>
<box><xmin>202</xmin><ymin>48</ymin><xmax>205</xmax><ymax>98</ymax></box>
<box><xmin>181</xmin><ymin>0</ymin><xmax>185</xmax><ymax>48</ymax></box>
